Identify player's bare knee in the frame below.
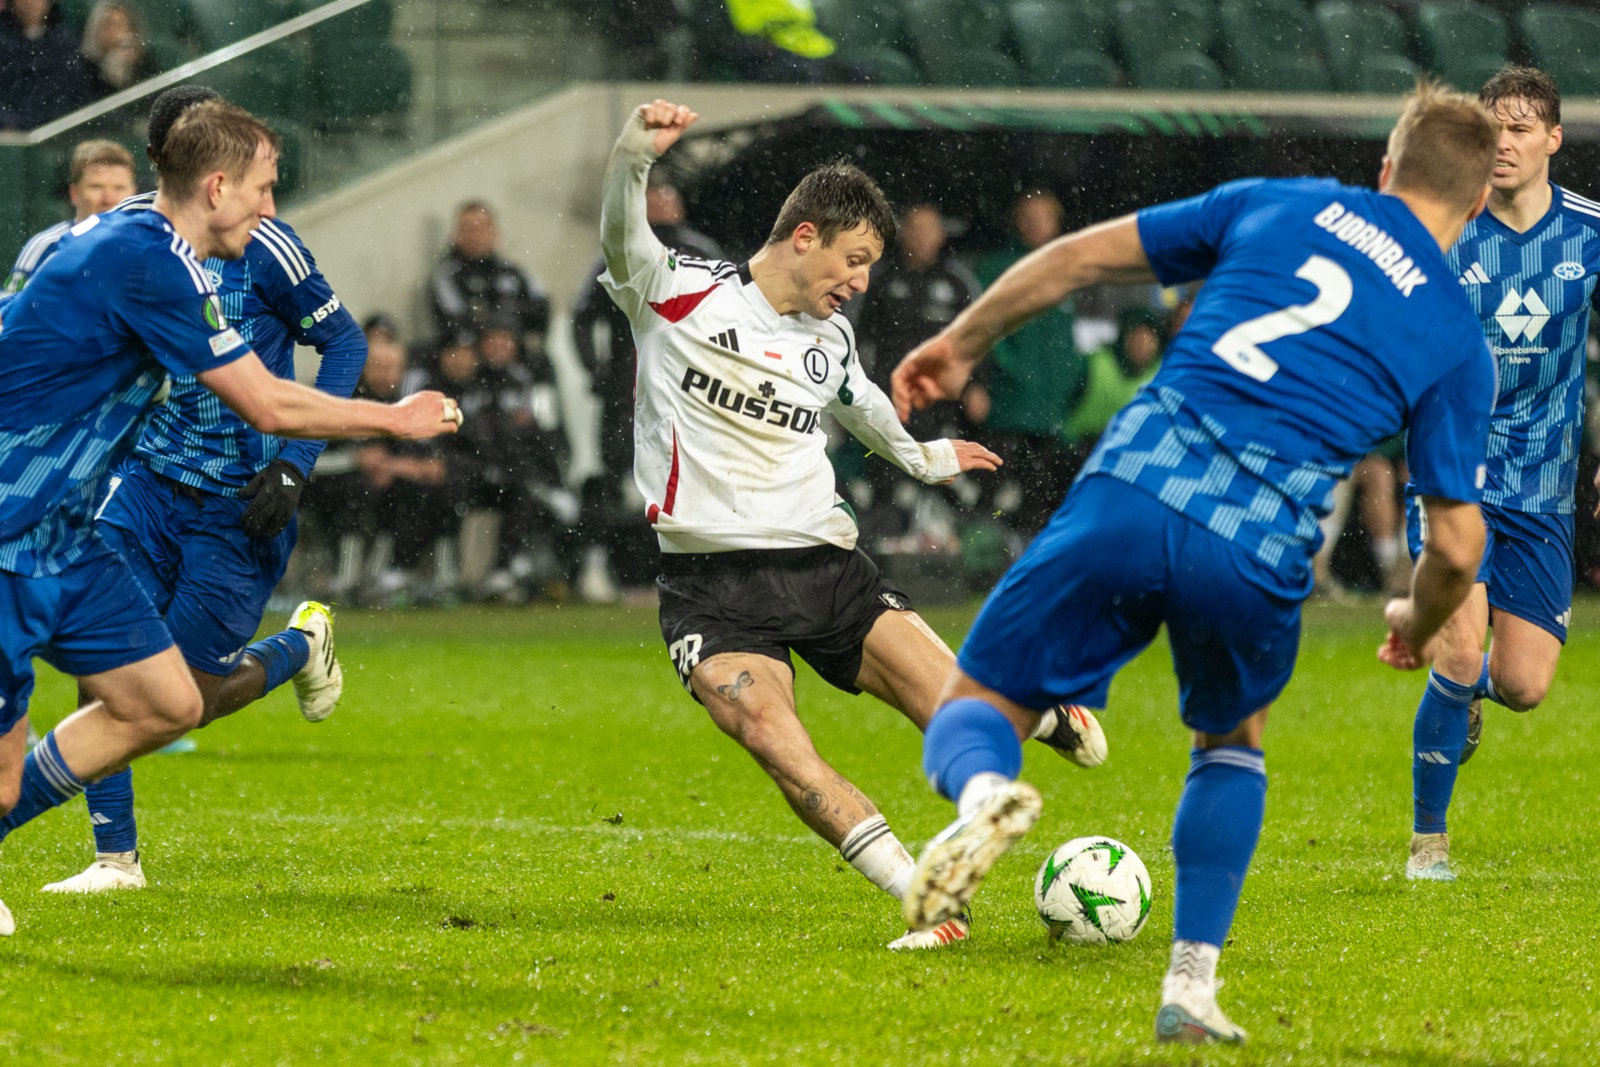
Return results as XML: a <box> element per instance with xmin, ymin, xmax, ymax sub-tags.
<box><xmin>1494</xmin><ymin>675</ymin><xmax>1545</xmax><ymax>713</ymax></box>
<box><xmin>0</xmin><ymin>777</ymin><xmax>18</xmax><ymax>816</ymax></box>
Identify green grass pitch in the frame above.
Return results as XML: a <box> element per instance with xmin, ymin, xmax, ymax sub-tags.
<box><xmin>3</xmin><ymin>600</ymin><xmax>1599</xmax><ymax>1065</ymax></box>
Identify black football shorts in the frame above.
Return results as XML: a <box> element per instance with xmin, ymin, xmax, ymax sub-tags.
<box><xmin>656</xmin><ymin>544</ymin><xmax>914</xmax><ymax>698</ymax></box>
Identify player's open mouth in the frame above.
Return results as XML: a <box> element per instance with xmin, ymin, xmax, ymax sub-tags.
<box><xmin>826</xmin><ymin>292</ymin><xmax>847</xmax><ymax>310</ymax></box>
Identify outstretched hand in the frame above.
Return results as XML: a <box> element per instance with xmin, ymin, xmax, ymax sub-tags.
<box><xmin>951</xmin><ymin>439</ymin><xmax>1002</xmax><ymax>474</ymax></box>
<box><xmin>634</xmin><ymin>99</ymin><xmax>699</xmax><ymax>157</ymax></box>
<box><xmin>892</xmin><ymin>334</ymin><xmax>979</xmax><ymax>423</ymax></box>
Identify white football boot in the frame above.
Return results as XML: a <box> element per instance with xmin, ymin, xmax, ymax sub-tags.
<box><xmin>887</xmin><ymin>910</ymin><xmax>970</xmax><ymax>951</ymax></box>
<box><xmin>41</xmin><ymin>851</ymin><xmax>145</xmax><ymax>894</ymax></box>
<box><xmin>288</xmin><ymin>601</ymin><xmax>343</xmax><ymax>723</ymax></box>
<box><xmin>1155</xmin><ymin>975</ymin><xmax>1247</xmax><ymax>1045</ymax></box>
<box><xmin>902</xmin><ymin>780</ymin><xmax>1041</xmax><ymax>932</ymax></box>
<box><xmin>1406</xmin><ymin>832</ymin><xmax>1455</xmax><ymax>881</ymax></box>
<box><xmin>0</xmin><ymin>896</ymin><xmax>13</xmax><ymax>936</ymax></box>
<box><xmin>1032</xmin><ymin>704</ymin><xmax>1109</xmax><ymax>767</ymax></box>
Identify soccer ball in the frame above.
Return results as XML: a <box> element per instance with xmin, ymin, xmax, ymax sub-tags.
<box><xmin>1034</xmin><ymin>836</ymin><xmax>1152</xmax><ymax>945</ymax></box>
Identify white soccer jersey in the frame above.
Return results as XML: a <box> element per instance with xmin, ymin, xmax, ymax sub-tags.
<box><xmin>600</xmin><ymin>136</ymin><xmax>957</xmax><ymax>554</ymax></box>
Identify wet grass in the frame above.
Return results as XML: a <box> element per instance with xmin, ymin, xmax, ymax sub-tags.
<box><xmin>2</xmin><ymin>599</ymin><xmax>1597</xmax><ymax>1065</ymax></box>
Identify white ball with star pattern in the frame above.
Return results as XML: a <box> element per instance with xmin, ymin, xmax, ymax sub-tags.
<box><xmin>1034</xmin><ymin>836</ymin><xmax>1153</xmax><ymax>945</ymax></box>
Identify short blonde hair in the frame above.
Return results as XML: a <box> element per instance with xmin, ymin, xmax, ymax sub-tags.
<box><xmin>1387</xmin><ymin>80</ymin><xmax>1499</xmax><ymax>215</ymax></box>
<box><xmin>156</xmin><ymin>100</ymin><xmax>280</xmax><ymax>204</ymax></box>
<box><xmin>69</xmin><ymin>139</ymin><xmax>134</xmax><ymax>185</ymax></box>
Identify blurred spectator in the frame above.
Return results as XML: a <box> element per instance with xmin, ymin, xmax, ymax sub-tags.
<box><xmin>850</xmin><ymin>202</ymin><xmax>980</xmax><ymax>547</ymax></box>
<box><xmin>4</xmin><ymin>138</ymin><xmax>135</xmax><ymax>293</ymax></box>
<box><xmin>1062</xmin><ymin>304</ymin><xmax>1165</xmax><ymax>454</ymax></box>
<box><xmin>571</xmin><ymin>170</ymin><xmax>722</xmax><ymax>599</ymax></box>
<box><xmin>301</xmin><ymin>316</ymin><xmax>464</xmax><ymax>605</ymax></box>
<box><xmin>696</xmin><ymin>0</ymin><xmax>863</xmax><ymax>83</ymax></box>
<box><xmin>461</xmin><ymin>312</ymin><xmax>578</xmax><ymax>602</ymax></box>
<box><xmin>81</xmin><ymin>1</ymin><xmax>156</xmax><ymax>92</ymax></box>
<box><xmin>0</xmin><ymin>0</ymin><xmax>99</xmax><ymax>129</ymax></box>
<box><xmin>970</xmin><ymin>190</ymin><xmax>1086</xmax><ymax>537</ymax></box>
<box><xmin>429</xmin><ymin>200</ymin><xmax>550</xmax><ymax>356</ymax></box>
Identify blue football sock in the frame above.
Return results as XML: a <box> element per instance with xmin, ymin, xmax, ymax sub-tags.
<box><xmin>84</xmin><ymin>767</ymin><xmax>138</xmax><ymax>854</ymax></box>
<box><xmin>245</xmin><ymin>627</ymin><xmax>311</xmax><ymax>694</ymax></box>
<box><xmin>1413</xmin><ymin>669</ymin><xmax>1473</xmax><ymax>834</ymax></box>
<box><xmin>1171</xmin><ymin>746</ymin><xmax>1266</xmax><ymax>948</ymax></box>
<box><xmin>921</xmin><ymin>697</ymin><xmax>1023</xmax><ymax>801</ymax></box>
<box><xmin>1473</xmin><ymin>654</ymin><xmax>1505</xmax><ymax>708</ymax></box>
<box><xmin>0</xmin><ymin>733</ymin><xmax>87</xmax><ymax>844</ymax></box>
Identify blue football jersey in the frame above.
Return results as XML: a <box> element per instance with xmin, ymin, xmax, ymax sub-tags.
<box><xmin>103</xmin><ymin>193</ymin><xmax>366</xmax><ymax>493</ymax></box>
<box><xmin>1082</xmin><ymin>177</ymin><xmax>1494</xmax><ymax>595</ymax></box>
<box><xmin>1444</xmin><ymin>183</ymin><xmax>1600</xmax><ymax>514</ymax></box>
<box><xmin>0</xmin><ymin>210</ymin><xmax>251</xmax><ymax>577</ymax></box>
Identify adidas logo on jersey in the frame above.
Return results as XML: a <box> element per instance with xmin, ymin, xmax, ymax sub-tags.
<box><xmin>708</xmin><ymin>328</ymin><xmax>740</xmax><ymax>353</ymax></box>
<box><xmin>1459</xmin><ymin>262</ymin><xmax>1490</xmax><ymax>285</ymax></box>
<box><xmin>1494</xmin><ymin>288</ymin><xmax>1549</xmax><ymax>343</ymax></box>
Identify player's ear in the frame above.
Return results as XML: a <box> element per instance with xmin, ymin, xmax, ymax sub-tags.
<box><xmin>1547</xmin><ymin>123</ymin><xmax>1563</xmax><ymax>157</ymax></box>
<box><xmin>204</xmin><ymin>170</ymin><xmax>227</xmax><ymax>208</ymax></box>
<box><xmin>1469</xmin><ymin>183</ymin><xmax>1490</xmax><ymax>221</ymax></box>
<box><xmin>1377</xmin><ymin>155</ymin><xmax>1394</xmax><ymax>191</ymax></box>
<box><xmin>792</xmin><ymin>221</ymin><xmax>818</xmax><ymax>254</ymax></box>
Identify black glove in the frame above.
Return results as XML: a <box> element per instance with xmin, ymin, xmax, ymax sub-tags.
<box><xmin>239</xmin><ymin>459</ymin><xmax>307</xmax><ymax>539</ymax></box>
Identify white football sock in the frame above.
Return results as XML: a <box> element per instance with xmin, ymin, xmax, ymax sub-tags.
<box><xmin>1373</xmin><ymin>534</ymin><xmax>1403</xmax><ymax>570</ymax></box>
<box><xmin>839</xmin><ymin>814</ymin><xmax>916</xmax><ymax>900</ymax></box>
<box><xmin>1164</xmin><ymin>939</ymin><xmax>1222</xmax><ymax>1000</ymax></box>
<box><xmin>957</xmin><ymin>771</ymin><xmax>1012</xmax><ymax>819</ymax></box>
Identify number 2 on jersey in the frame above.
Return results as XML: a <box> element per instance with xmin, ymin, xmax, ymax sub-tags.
<box><xmin>1211</xmin><ymin>255</ymin><xmax>1353</xmax><ymax>382</ymax></box>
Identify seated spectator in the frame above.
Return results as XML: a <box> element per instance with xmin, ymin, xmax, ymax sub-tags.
<box><xmin>300</xmin><ymin>316</ymin><xmax>465</xmax><ymax>606</ymax></box>
<box><xmin>463</xmin><ymin>313</ymin><xmax>578</xmax><ymax>602</ymax></box>
<box><xmin>81</xmin><ymin>1</ymin><xmax>157</xmax><ymax>92</ymax></box>
<box><xmin>571</xmin><ymin>169</ymin><xmax>722</xmax><ymax>600</ymax></box>
<box><xmin>0</xmin><ymin>0</ymin><xmax>100</xmax><ymax>129</ymax></box>
<box><xmin>429</xmin><ymin>200</ymin><xmax>551</xmax><ymax>357</ymax></box>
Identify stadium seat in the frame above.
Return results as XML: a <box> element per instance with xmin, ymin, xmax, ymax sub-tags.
<box><xmin>849</xmin><ymin>45</ymin><xmax>924</xmax><ymax>85</ymax></box>
<box><xmin>1217</xmin><ymin>0</ymin><xmax>1332</xmax><ymax>92</ymax></box>
<box><xmin>309</xmin><ymin>39</ymin><xmax>413</xmax><ymax>127</ymax></box>
<box><xmin>186</xmin><ymin>0</ymin><xmax>278</xmax><ymax>49</ymax></box>
<box><xmin>810</xmin><ymin>0</ymin><xmax>920</xmax><ymax>85</ymax></box>
<box><xmin>935</xmin><ymin>47</ymin><xmax>1026</xmax><ymax>88</ymax></box>
<box><xmin>1348</xmin><ymin>52</ymin><xmax>1421</xmax><ymax>94</ymax></box>
<box><xmin>1314</xmin><ymin>0</ymin><xmax>1411</xmax><ymax>93</ymax></box>
<box><xmin>903</xmin><ymin>0</ymin><xmax>1009</xmax><ymax>67</ymax></box>
<box><xmin>1029</xmin><ymin>48</ymin><xmax>1121</xmax><ymax>89</ymax></box>
<box><xmin>1520</xmin><ymin>5</ymin><xmax>1600</xmax><ymax>98</ymax></box>
<box><xmin>205</xmin><ymin>43</ymin><xmax>310</xmax><ymax>124</ymax></box>
<box><xmin>1007</xmin><ymin>1</ymin><xmax>1120</xmax><ymax>87</ymax></box>
<box><xmin>1115</xmin><ymin>0</ymin><xmax>1214</xmax><ymax>80</ymax></box>
<box><xmin>1415</xmin><ymin>1</ymin><xmax>1508</xmax><ymax>90</ymax></box>
<box><xmin>811</xmin><ymin>0</ymin><xmax>907</xmax><ymax>52</ymax></box>
<box><xmin>1131</xmin><ymin>49</ymin><xmax>1225</xmax><ymax>91</ymax></box>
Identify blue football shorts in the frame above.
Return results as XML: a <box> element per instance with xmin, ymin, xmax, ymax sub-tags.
<box><xmin>1405</xmin><ymin>492</ymin><xmax>1573</xmax><ymax>642</ymax></box>
<box><xmin>958</xmin><ymin>475</ymin><xmax>1303</xmax><ymax>736</ymax></box>
<box><xmin>95</xmin><ymin>460</ymin><xmax>297</xmax><ymax>675</ymax></box>
<box><xmin>0</xmin><ymin>539</ymin><xmax>174</xmax><ymax>732</ymax></box>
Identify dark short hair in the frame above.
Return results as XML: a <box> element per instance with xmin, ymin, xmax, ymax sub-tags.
<box><xmin>1481</xmin><ymin>65</ymin><xmax>1561</xmax><ymax>128</ymax></box>
<box><xmin>157</xmin><ymin>100</ymin><xmax>280</xmax><ymax>205</ymax></box>
<box><xmin>146</xmin><ymin>85</ymin><xmax>221</xmax><ymax>165</ymax></box>
<box><xmin>70</xmin><ymin>139</ymin><xmax>135</xmax><ymax>185</ymax></box>
<box><xmin>765</xmin><ymin>161</ymin><xmax>896</xmax><ymax>248</ymax></box>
